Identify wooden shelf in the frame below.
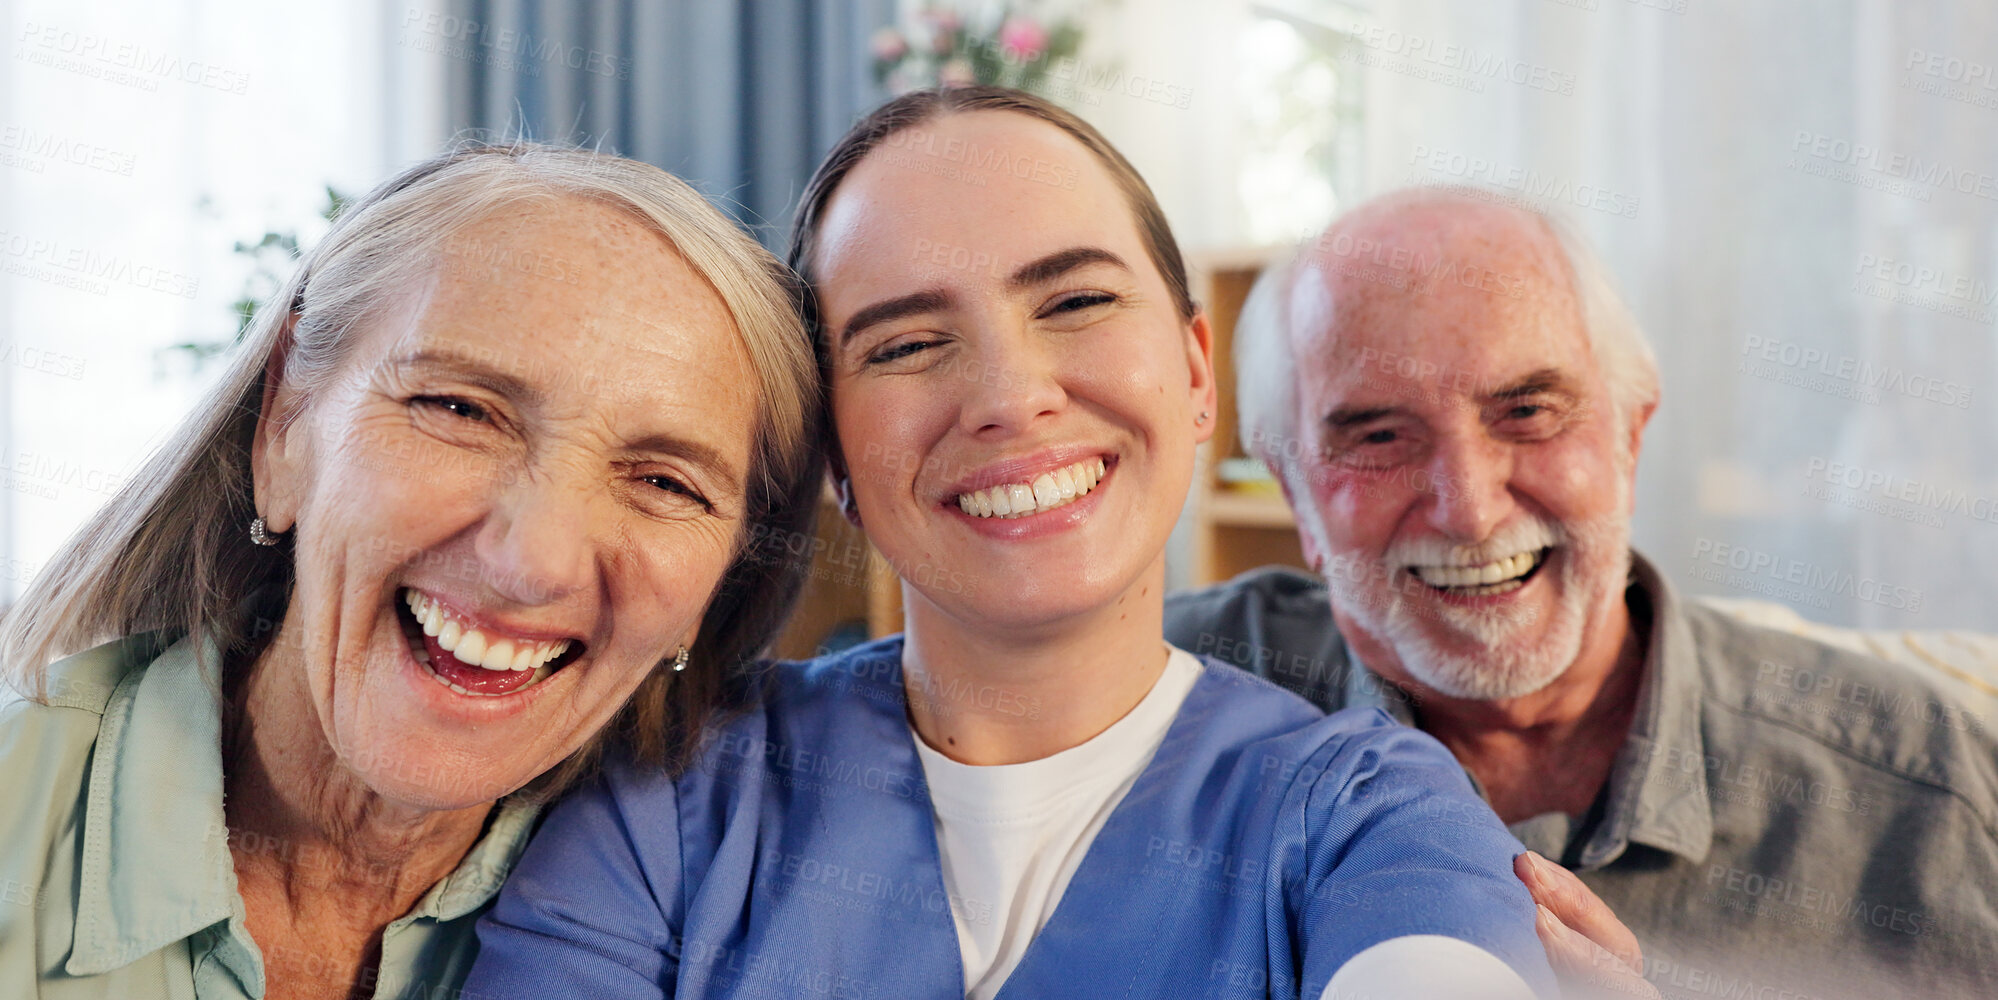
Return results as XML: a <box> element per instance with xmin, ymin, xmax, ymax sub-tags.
<box><xmin>768</xmin><ymin>490</ymin><xmax>902</xmax><ymax>660</ymax></box>
<box><xmin>1204</xmin><ymin>490</ymin><xmax>1296</xmax><ymax>528</ymax></box>
<box><xmin>1188</xmin><ymin>247</ymin><xmax>1310</xmax><ymax>585</ymax></box>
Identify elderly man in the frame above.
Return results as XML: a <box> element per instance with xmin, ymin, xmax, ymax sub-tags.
<box><xmin>1164</xmin><ymin>189</ymin><xmax>1998</xmax><ymax>999</ymax></box>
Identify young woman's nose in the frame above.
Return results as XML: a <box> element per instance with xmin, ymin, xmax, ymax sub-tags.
<box><xmin>954</xmin><ymin>330</ymin><xmax>1067</xmax><ymax>437</ymax></box>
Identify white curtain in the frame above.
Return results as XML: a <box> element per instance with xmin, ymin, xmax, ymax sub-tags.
<box><xmin>1094</xmin><ymin>0</ymin><xmax>1997</xmax><ymax>630</ymax></box>
<box><xmin>0</xmin><ymin>0</ymin><xmax>447</xmax><ymax>597</ymax></box>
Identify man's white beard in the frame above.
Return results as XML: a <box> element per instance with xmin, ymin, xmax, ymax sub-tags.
<box><xmin>1321</xmin><ymin>507</ymin><xmax>1632</xmax><ymax>702</ymax></box>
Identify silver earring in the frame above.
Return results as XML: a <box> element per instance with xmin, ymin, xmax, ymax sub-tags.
<box><xmin>249</xmin><ymin>516</ymin><xmax>284</xmax><ymax>546</ymax></box>
<box><xmin>671</xmin><ymin>646</ymin><xmax>690</xmax><ymax>672</ymax></box>
<box><xmin>1198</xmin><ymin>411</ymin><xmax>1210</xmax><ymax>423</ymax></box>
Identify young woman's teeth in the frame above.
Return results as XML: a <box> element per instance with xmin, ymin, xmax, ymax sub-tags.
<box><xmin>403</xmin><ymin>589</ymin><xmax>571</xmax><ymax>671</ymax></box>
<box><xmin>955</xmin><ymin>458</ymin><xmax>1105</xmax><ymax>518</ymax></box>
<box><xmin>1410</xmin><ymin>550</ymin><xmax>1544</xmax><ymax>594</ymax></box>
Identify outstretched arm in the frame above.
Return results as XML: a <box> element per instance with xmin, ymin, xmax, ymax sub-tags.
<box><xmin>1288</xmin><ymin>713</ymin><xmax>1559</xmax><ymax>998</ymax></box>
<box><xmin>464</xmin><ymin>768</ymin><xmax>684</xmax><ymax>998</ymax></box>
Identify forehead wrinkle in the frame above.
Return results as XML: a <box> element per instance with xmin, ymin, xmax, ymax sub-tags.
<box><xmin>1300</xmin><ymin>205</ymin><xmax>1586</xmax><ymax>371</ymax></box>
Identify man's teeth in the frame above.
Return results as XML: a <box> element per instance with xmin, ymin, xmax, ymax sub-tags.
<box><xmin>1410</xmin><ymin>550</ymin><xmax>1542</xmax><ymax>590</ymax></box>
<box><xmin>403</xmin><ymin>590</ymin><xmax>571</xmax><ymax>671</ymax></box>
<box><xmin>956</xmin><ymin>458</ymin><xmax>1105</xmax><ymax>519</ymax></box>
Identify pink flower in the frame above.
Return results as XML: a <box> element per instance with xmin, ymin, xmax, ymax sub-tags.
<box><xmin>924</xmin><ymin>7</ymin><xmax>961</xmax><ymax>52</ymax></box>
<box><xmin>925</xmin><ymin>7</ymin><xmax>962</xmax><ymax>34</ymax></box>
<box><xmin>938</xmin><ymin>57</ymin><xmax>977</xmax><ymax>87</ymax></box>
<box><xmin>999</xmin><ymin>16</ymin><xmax>1048</xmax><ymax>62</ymax></box>
<box><xmin>871</xmin><ymin>26</ymin><xmax>908</xmax><ymax>62</ymax></box>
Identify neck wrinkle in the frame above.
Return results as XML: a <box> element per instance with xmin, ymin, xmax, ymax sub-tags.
<box><xmin>222</xmin><ymin>620</ymin><xmax>492</xmax><ymax>926</ymax></box>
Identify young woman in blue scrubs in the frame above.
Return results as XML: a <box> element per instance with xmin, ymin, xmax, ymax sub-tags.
<box><xmin>466</xmin><ymin>87</ymin><xmax>1557</xmax><ymax>1000</ymax></box>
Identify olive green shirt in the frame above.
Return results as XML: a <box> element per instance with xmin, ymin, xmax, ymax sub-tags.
<box><xmin>0</xmin><ymin>631</ymin><xmax>541</xmax><ymax>999</ymax></box>
<box><xmin>1165</xmin><ymin>552</ymin><xmax>1998</xmax><ymax>999</ymax></box>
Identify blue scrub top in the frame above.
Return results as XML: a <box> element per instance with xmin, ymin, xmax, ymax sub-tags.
<box><xmin>467</xmin><ymin>637</ymin><xmax>1555</xmax><ymax>999</ymax></box>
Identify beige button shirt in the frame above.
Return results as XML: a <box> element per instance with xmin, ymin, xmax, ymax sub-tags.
<box><xmin>0</xmin><ymin>630</ymin><xmax>541</xmax><ymax>999</ymax></box>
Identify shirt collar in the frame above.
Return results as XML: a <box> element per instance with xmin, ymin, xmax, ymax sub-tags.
<box><xmin>1577</xmin><ymin>551</ymin><xmax>1714</xmax><ymax>868</ymax></box>
<box><xmin>64</xmin><ymin>631</ymin><xmax>545</xmax><ymax>984</ymax></box>
<box><xmin>1337</xmin><ymin>550</ymin><xmax>1715</xmax><ymax>867</ymax></box>
<box><xmin>66</xmin><ymin>631</ymin><xmax>241</xmax><ymax>978</ymax></box>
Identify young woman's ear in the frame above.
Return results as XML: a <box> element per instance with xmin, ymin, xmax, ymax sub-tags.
<box><xmin>1184</xmin><ymin>311</ymin><xmax>1218</xmax><ymax>446</ymax></box>
<box><xmin>826</xmin><ymin>450</ymin><xmax>861</xmax><ymax>529</ymax></box>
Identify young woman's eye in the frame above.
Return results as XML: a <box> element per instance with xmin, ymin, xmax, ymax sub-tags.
<box><xmin>1041</xmin><ymin>292</ymin><xmax>1117</xmax><ymax>317</ymax></box>
<box><xmin>643</xmin><ymin>474</ymin><xmax>713</xmax><ymax>511</ymax></box>
<box><xmin>413</xmin><ymin>395</ymin><xmax>489</xmax><ymax>422</ymax></box>
<box><xmin>866</xmin><ymin>339</ymin><xmax>941</xmax><ymax>366</ymax></box>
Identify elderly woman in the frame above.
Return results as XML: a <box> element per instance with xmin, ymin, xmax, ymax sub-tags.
<box><xmin>0</xmin><ymin>142</ymin><xmax>821</xmax><ymax>999</ymax></box>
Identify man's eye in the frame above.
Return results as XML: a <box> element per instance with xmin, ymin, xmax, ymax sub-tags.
<box><xmin>1507</xmin><ymin>404</ymin><xmax>1544</xmax><ymax>420</ymax></box>
<box><xmin>415</xmin><ymin>396</ymin><xmax>488</xmax><ymax>421</ymax></box>
<box><xmin>1361</xmin><ymin>428</ymin><xmax>1398</xmax><ymax>445</ymax></box>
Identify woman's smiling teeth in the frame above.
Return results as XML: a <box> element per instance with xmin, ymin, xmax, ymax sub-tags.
<box><xmin>406</xmin><ymin>589</ymin><xmax>572</xmax><ymax>669</ymax></box>
<box><xmin>402</xmin><ymin>589</ymin><xmax>576</xmax><ymax>698</ymax></box>
<box><xmin>955</xmin><ymin>458</ymin><xmax>1105</xmax><ymax>518</ymax></box>
<box><xmin>1408</xmin><ymin>549</ymin><xmax>1547</xmax><ymax>596</ymax></box>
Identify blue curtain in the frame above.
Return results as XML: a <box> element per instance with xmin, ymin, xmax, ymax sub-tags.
<box><xmin>442</xmin><ymin>0</ymin><xmax>893</xmax><ymax>246</ymax></box>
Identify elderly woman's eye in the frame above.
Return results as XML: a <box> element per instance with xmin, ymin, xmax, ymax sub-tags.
<box><xmin>643</xmin><ymin>475</ymin><xmax>713</xmax><ymax>511</ymax></box>
<box><xmin>414</xmin><ymin>395</ymin><xmax>489</xmax><ymax>422</ymax></box>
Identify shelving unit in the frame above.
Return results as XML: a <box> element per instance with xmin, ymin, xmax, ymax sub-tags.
<box><xmin>1187</xmin><ymin>247</ymin><xmax>1310</xmax><ymax>586</ymax></box>
<box><xmin>768</xmin><ymin>491</ymin><xmax>902</xmax><ymax>660</ymax></box>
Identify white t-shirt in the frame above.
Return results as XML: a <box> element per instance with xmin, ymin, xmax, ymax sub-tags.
<box><xmin>911</xmin><ymin>646</ymin><xmax>1538</xmax><ymax>1000</ymax></box>
<box><xmin>912</xmin><ymin>646</ymin><xmax>1203</xmax><ymax>1000</ymax></box>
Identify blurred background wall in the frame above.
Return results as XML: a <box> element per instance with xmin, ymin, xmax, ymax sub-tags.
<box><xmin>3</xmin><ymin>0</ymin><xmax>1992</xmax><ymax>632</ymax></box>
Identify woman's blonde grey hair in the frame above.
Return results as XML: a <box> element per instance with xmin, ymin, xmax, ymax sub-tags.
<box><xmin>0</xmin><ymin>140</ymin><xmax>823</xmax><ymax>792</ymax></box>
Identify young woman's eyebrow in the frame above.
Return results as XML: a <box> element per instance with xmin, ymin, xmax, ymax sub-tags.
<box><xmin>1006</xmin><ymin>246</ymin><xmax>1130</xmax><ymax>289</ymax></box>
<box><xmin>839</xmin><ymin>288</ymin><xmax>955</xmax><ymax>347</ymax></box>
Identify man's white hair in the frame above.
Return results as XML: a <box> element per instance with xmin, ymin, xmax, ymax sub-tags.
<box><xmin>1235</xmin><ymin>188</ymin><xmax>1661</xmax><ymax>558</ymax></box>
